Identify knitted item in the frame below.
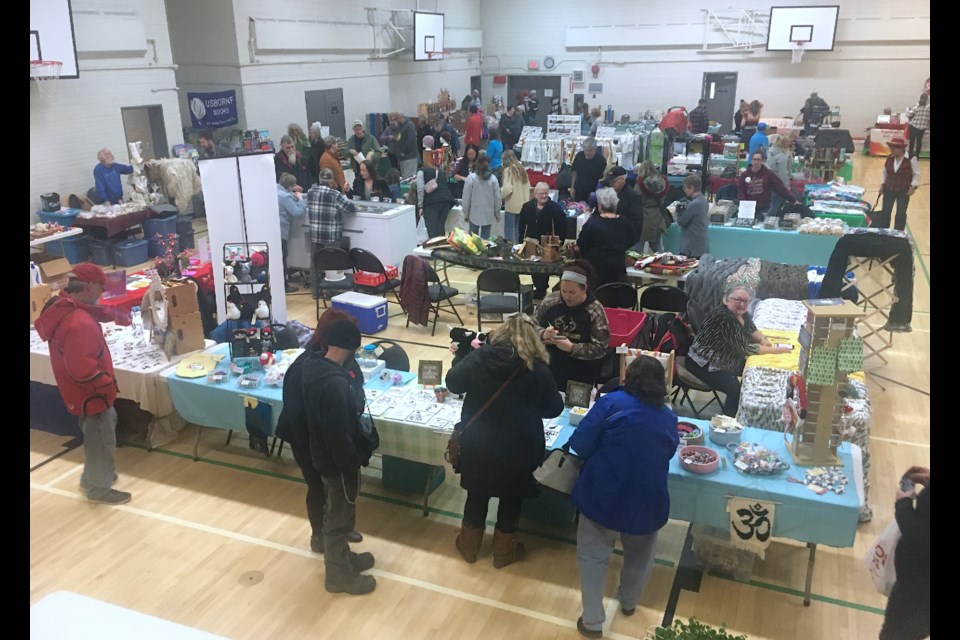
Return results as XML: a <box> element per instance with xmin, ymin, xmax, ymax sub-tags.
<box><xmin>757</xmin><ymin>262</ymin><xmax>810</xmax><ymax>301</ymax></box>
<box><xmin>684</xmin><ymin>255</ymin><xmax>752</xmax><ymax>332</ymax></box>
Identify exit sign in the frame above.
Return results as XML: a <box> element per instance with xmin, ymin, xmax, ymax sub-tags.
<box><xmin>528</xmin><ymin>59</ymin><xmax>540</xmax><ymax>71</ymax></box>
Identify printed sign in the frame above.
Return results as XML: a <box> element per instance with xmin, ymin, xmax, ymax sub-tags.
<box><xmin>417</xmin><ymin>360</ymin><xmax>444</xmax><ymax>387</ymax></box>
<box><xmin>565</xmin><ymin>380</ymin><xmax>593</xmax><ymax>408</ymax></box>
<box><xmin>187</xmin><ymin>90</ymin><xmax>239</xmax><ymax>129</ymax></box>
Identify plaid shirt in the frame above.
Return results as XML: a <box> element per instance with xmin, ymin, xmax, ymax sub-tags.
<box><xmin>306</xmin><ymin>184</ymin><xmax>356</xmax><ymax>244</ymax></box>
<box><xmin>689</xmin><ymin>106</ymin><xmax>709</xmax><ymax>134</ymax></box>
<box><xmin>907</xmin><ymin>103</ymin><xmax>930</xmax><ymax>130</ymax></box>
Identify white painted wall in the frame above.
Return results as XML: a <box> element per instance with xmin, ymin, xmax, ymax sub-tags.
<box><xmin>29</xmin><ymin>0</ymin><xmax>183</xmax><ymax>216</ymax></box>
<box><xmin>479</xmin><ymin>0</ymin><xmax>929</xmax><ymax>136</ymax></box>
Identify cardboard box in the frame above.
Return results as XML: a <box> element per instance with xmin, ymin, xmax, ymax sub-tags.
<box><xmin>38</xmin><ymin>258</ymin><xmax>72</xmax><ymax>290</ymax></box>
<box><xmin>30</xmin><ymin>284</ymin><xmax>53</xmax><ymax>324</ymax></box>
<box><xmin>164</xmin><ymin>280</ymin><xmax>200</xmax><ymax>318</ymax></box>
<box><xmin>170</xmin><ymin>311</ymin><xmax>205</xmax><ymax>355</ymax></box>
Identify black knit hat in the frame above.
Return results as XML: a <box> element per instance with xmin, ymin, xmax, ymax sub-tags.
<box><xmin>326</xmin><ymin>319</ymin><xmax>361</xmax><ymax>350</ymax></box>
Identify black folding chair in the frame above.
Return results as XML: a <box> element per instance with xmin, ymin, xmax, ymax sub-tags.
<box><xmin>312</xmin><ymin>247</ymin><xmax>355</xmax><ymax>320</ymax></box>
<box><xmin>370</xmin><ymin>340</ymin><xmax>410</xmax><ymax>372</ymax></box>
<box><xmin>595</xmin><ymin>282</ymin><xmax>638</xmax><ymax>310</ymax></box>
<box><xmin>640</xmin><ymin>285</ymin><xmax>689</xmax><ymax>315</ymax></box>
<box><xmin>350</xmin><ymin>247</ymin><xmax>402</xmax><ymax>308</ymax></box>
<box><xmin>475</xmin><ymin>268</ymin><xmax>522</xmax><ymax>332</ymax></box>
<box><xmin>672</xmin><ymin>356</ymin><xmax>724</xmax><ymax>418</ymax></box>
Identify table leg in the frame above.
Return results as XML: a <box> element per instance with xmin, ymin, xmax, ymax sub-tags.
<box><xmin>804</xmin><ymin>542</ymin><xmax>817</xmax><ymax>606</ymax></box>
<box><xmin>193</xmin><ymin>425</ymin><xmax>203</xmax><ymax>461</ymax></box>
<box><xmin>662</xmin><ymin>523</ymin><xmax>703</xmax><ymax>628</ymax></box>
<box><xmin>422</xmin><ymin>466</ymin><xmax>436</xmax><ymax>517</ymax></box>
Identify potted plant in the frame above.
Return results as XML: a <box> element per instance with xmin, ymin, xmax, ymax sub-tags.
<box><xmin>646</xmin><ymin>618</ymin><xmax>748</xmax><ymax>640</ymax></box>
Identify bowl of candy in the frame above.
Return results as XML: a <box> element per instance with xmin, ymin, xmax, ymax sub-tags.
<box><xmin>678</xmin><ymin>445</ymin><xmax>720</xmax><ymax>474</ymax></box>
<box><xmin>677</xmin><ymin>422</ymin><xmax>704</xmax><ymax>446</ymax></box>
<box><xmin>727</xmin><ymin>442</ymin><xmax>790</xmax><ymax>475</ymax></box>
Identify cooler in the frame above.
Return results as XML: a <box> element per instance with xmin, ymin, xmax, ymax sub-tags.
<box><xmin>114</xmin><ymin>238</ymin><xmax>149</xmax><ymax>267</ymax></box>
<box><xmin>331</xmin><ymin>292</ymin><xmax>388</xmax><ymax>334</ymax></box>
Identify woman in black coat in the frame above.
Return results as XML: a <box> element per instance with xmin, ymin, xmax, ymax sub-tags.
<box><xmin>445</xmin><ymin>314</ymin><xmax>563</xmax><ymax>569</ymax></box>
<box><xmin>348</xmin><ymin>159</ymin><xmax>391</xmax><ymax>201</ymax></box>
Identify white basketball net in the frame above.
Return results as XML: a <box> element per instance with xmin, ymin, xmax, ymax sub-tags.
<box><xmin>791</xmin><ymin>41</ymin><xmax>807</xmax><ymax>64</ymax></box>
<box><xmin>30</xmin><ymin>60</ymin><xmax>63</xmax><ymax>103</ymax></box>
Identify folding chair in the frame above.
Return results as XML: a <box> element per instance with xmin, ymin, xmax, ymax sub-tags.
<box><xmin>475</xmin><ymin>268</ymin><xmax>522</xmax><ymax>333</ymax></box>
<box><xmin>370</xmin><ymin>340</ymin><xmax>410</xmax><ymax>372</ymax></box>
<box><xmin>406</xmin><ymin>264</ymin><xmax>463</xmax><ymax>337</ymax></box>
<box><xmin>672</xmin><ymin>356</ymin><xmax>724</xmax><ymax>418</ymax></box>
<box><xmin>639</xmin><ymin>285</ymin><xmax>689</xmax><ymax>314</ymax></box>
<box><xmin>350</xmin><ymin>247</ymin><xmax>402</xmax><ymax>308</ymax></box>
<box><xmin>595</xmin><ymin>282</ymin><xmax>638</xmax><ymax>310</ymax></box>
<box><xmin>312</xmin><ymin>247</ymin><xmax>355</xmax><ymax>321</ymax></box>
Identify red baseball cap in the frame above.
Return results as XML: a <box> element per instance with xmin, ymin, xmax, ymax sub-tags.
<box><xmin>70</xmin><ymin>262</ymin><xmax>107</xmax><ymax>285</ymax></box>
<box><xmin>887</xmin><ymin>136</ymin><xmax>907</xmax><ymax>148</ymax></box>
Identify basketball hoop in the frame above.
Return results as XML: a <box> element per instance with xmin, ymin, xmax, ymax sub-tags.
<box><xmin>791</xmin><ymin>41</ymin><xmax>807</xmax><ymax>64</ymax></box>
<box><xmin>30</xmin><ymin>60</ymin><xmax>63</xmax><ymax>103</ymax></box>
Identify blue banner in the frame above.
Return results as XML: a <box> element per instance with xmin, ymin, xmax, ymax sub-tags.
<box><xmin>187</xmin><ymin>90</ymin><xmax>238</xmax><ymax>129</ymax></box>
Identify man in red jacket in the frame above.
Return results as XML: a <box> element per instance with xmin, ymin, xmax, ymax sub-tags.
<box><xmin>35</xmin><ymin>263</ymin><xmax>131</xmax><ymax>505</ymax></box>
<box><xmin>873</xmin><ymin>136</ymin><xmax>920</xmax><ymax>231</ymax></box>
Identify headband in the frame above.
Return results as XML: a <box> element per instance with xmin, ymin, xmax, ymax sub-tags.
<box><xmin>561</xmin><ymin>271</ymin><xmax>588</xmax><ymax>286</ymax></box>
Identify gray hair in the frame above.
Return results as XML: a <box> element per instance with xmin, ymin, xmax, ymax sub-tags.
<box><xmin>97</xmin><ymin>148</ymin><xmax>112</xmax><ymax>162</ymax></box>
<box><xmin>308</xmin><ymin>125</ymin><xmax>322</xmax><ymax>138</ymax></box>
<box><xmin>279</xmin><ymin>135</ymin><xmax>294</xmax><ymax>145</ymax></box>
<box><xmin>323</xmin><ymin>136</ymin><xmax>337</xmax><ymax>148</ymax></box>
<box><xmin>279</xmin><ymin>172</ymin><xmax>297</xmax><ymax>189</ymax></box>
<box><xmin>595</xmin><ymin>187</ymin><xmax>619</xmax><ymax>212</ymax></box>
<box><xmin>724</xmin><ymin>283</ymin><xmax>755</xmax><ymax>299</ymax></box>
<box><xmin>533</xmin><ymin>181</ymin><xmax>550</xmax><ymax>194</ymax></box>
<box><xmin>582</xmin><ymin>137</ymin><xmax>598</xmax><ymax>150</ymax></box>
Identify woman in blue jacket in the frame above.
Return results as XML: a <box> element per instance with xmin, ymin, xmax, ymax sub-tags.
<box><xmin>568</xmin><ymin>355</ymin><xmax>679</xmax><ymax>638</ymax></box>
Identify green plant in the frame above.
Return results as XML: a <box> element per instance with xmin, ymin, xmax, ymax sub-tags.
<box><xmin>651</xmin><ymin>618</ymin><xmax>748</xmax><ymax>640</ymax></box>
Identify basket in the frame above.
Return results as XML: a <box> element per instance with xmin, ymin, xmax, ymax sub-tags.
<box><xmin>678</xmin><ymin>445</ymin><xmax>719</xmax><ymax>474</ymax></box>
<box><xmin>604</xmin><ymin>308</ymin><xmax>647</xmax><ymax>348</ymax></box>
<box><xmin>353</xmin><ymin>265</ymin><xmax>398</xmax><ymax>287</ymax></box>
<box><xmin>677</xmin><ymin>421</ymin><xmax>704</xmax><ymax>446</ymax></box>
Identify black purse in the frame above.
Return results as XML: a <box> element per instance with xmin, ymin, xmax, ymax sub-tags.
<box><xmin>445</xmin><ymin>365</ymin><xmax>523</xmax><ymax>473</ymax></box>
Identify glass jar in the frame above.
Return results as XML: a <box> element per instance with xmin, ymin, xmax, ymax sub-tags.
<box><xmin>360</xmin><ymin>344</ymin><xmax>378</xmax><ymax>366</ymax></box>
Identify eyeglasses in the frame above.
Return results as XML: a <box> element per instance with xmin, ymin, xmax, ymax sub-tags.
<box><xmin>728</xmin><ymin>297</ymin><xmax>750</xmax><ymax>304</ymax></box>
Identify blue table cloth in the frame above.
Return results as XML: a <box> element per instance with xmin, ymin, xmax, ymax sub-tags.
<box><xmin>661</xmin><ymin>223</ymin><xmax>840</xmax><ymax>266</ymax></box>
<box><xmin>555</xmin><ymin>417</ymin><xmax>861</xmax><ymax>548</ymax></box>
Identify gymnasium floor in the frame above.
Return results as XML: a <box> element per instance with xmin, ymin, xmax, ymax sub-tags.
<box><xmin>29</xmin><ymin>151</ymin><xmax>930</xmax><ymax>639</ymax></box>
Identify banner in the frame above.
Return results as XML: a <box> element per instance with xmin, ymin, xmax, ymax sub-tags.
<box><xmin>187</xmin><ymin>90</ymin><xmax>238</xmax><ymax>129</ymax></box>
<box><xmin>727</xmin><ymin>497</ymin><xmax>776</xmax><ymax>559</ymax></box>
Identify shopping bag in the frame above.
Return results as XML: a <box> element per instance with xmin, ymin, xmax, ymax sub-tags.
<box><xmin>416</xmin><ymin>215</ymin><xmax>429</xmax><ymax>244</ymax></box>
<box><xmin>533</xmin><ymin>446</ymin><xmax>584</xmax><ymax>496</ymax></box>
<box><xmin>864</xmin><ymin>519</ymin><xmax>901</xmax><ymax>596</ymax></box>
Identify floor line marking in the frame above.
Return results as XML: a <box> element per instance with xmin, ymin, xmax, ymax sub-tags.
<box><xmin>29</xmin><ymin>481</ymin><xmax>634</xmax><ymax>639</ymax></box>
<box><xmin>870</xmin><ymin>436</ymin><xmax>930</xmax><ymax>449</ymax></box>
<box><xmin>44</xmin><ymin>465</ymin><xmax>83</xmax><ymax>487</ymax></box>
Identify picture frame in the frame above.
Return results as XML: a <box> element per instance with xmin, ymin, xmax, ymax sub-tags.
<box><xmin>565</xmin><ymin>380</ymin><xmax>593</xmax><ymax>408</ymax></box>
<box><xmin>418</xmin><ymin>360</ymin><xmax>444</xmax><ymax>387</ymax></box>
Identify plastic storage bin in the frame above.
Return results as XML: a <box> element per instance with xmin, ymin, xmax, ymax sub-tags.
<box><xmin>604</xmin><ymin>308</ymin><xmax>647</xmax><ymax>348</ymax></box>
<box><xmin>331</xmin><ymin>292</ymin><xmax>388</xmax><ymax>334</ymax></box>
<box><xmin>58</xmin><ymin>236</ymin><xmax>91</xmax><ymax>264</ymax></box>
<box><xmin>148</xmin><ymin>233</ymin><xmax>178</xmax><ymax>258</ymax></box>
<box><xmin>89</xmin><ymin>239</ymin><xmax>116</xmax><ymax>267</ymax></box>
<box><xmin>142</xmin><ymin>215</ymin><xmax>178</xmax><ymax>240</ymax></box>
<box><xmin>113</xmin><ymin>238</ymin><xmax>149</xmax><ymax>267</ymax></box>
<box><xmin>38</xmin><ymin>209</ymin><xmax>80</xmax><ymax>227</ymax></box>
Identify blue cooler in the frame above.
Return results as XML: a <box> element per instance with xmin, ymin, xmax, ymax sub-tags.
<box><xmin>148</xmin><ymin>233</ymin><xmax>179</xmax><ymax>257</ymax></box>
<box><xmin>114</xmin><ymin>238</ymin><xmax>149</xmax><ymax>267</ymax></box>
<box><xmin>142</xmin><ymin>215</ymin><xmax>178</xmax><ymax>240</ymax></box>
<box><xmin>90</xmin><ymin>239</ymin><xmax>116</xmax><ymax>267</ymax></box>
<box><xmin>59</xmin><ymin>236</ymin><xmax>91</xmax><ymax>264</ymax></box>
<box><xmin>331</xmin><ymin>292</ymin><xmax>388</xmax><ymax>334</ymax></box>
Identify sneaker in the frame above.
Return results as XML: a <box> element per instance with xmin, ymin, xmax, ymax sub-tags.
<box><xmin>576</xmin><ymin>616</ymin><xmax>603</xmax><ymax>638</ymax></box>
<box><xmin>86</xmin><ymin>489</ymin><xmax>132</xmax><ymax>505</ymax></box>
<box><xmin>80</xmin><ymin>474</ymin><xmax>118</xmax><ymax>493</ymax></box>
<box><xmin>325</xmin><ymin>568</ymin><xmax>376</xmax><ymax>595</ymax></box>
<box><xmin>349</xmin><ymin>551</ymin><xmax>375</xmax><ymax>573</ymax></box>
<box><xmin>310</xmin><ymin>535</ymin><xmax>325</xmax><ymax>554</ymax></box>
<box><xmin>621</xmin><ymin>606</ymin><xmax>636</xmax><ymax>616</ymax></box>
<box><xmin>882</xmin><ymin>322</ymin><xmax>912</xmax><ymax>333</ymax></box>
<box><xmin>285</xmin><ymin>283</ymin><xmax>299</xmax><ymax>294</ymax></box>
<box><xmin>347</xmin><ymin>530</ymin><xmax>364</xmax><ymax>543</ymax></box>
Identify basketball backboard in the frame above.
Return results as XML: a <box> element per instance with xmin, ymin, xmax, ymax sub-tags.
<box><xmin>766</xmin><ymin>6</ymin><xmax>839</xmax><ymax>51</ymax></box>
<box><xmin>30</xmin><ymin>0</ymin><xmax>79</xmax><ymax>78</ymax></box>
<box><xmin>413</xmin><ymin>11</ymin><xmax>444</xmax><ymax>61</ymax></box>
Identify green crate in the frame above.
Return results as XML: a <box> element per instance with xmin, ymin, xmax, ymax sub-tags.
<box><xmin>380</xmin><ymin>455</ymin><xmax>444</xmax><ymax>495</ymax></box>
<box><xmin>813</xmin><ymin>211</ymin><xmax>867</xmax><ymax>227</ymax></box>
<box><xmin>521</xmin><ymin>489</ymin><xmax>577</xmax><ymax>527</ymax></box>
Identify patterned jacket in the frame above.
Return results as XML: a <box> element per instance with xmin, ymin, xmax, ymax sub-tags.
<box><xmin>306</xmin><ymin>183</ymin><xmax>356</xmax><ymax>244</ymax></box>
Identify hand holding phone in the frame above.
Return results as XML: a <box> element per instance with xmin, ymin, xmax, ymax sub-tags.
<box><xmin>899</xmin><ymin>475</ymin><xmax>916</xmax><ymax>493</ymax></box>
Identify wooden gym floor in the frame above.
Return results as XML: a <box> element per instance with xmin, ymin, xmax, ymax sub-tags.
<box><xmin>30</xmin><ymin>151</ymin><xmax>930</xmax><ymax>639</ymax></box>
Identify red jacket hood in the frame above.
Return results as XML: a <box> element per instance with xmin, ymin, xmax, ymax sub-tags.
<box><xmin>35</xmin><ymin>293</ymin><xmax>115</xmax><ymax>342</ymax></box>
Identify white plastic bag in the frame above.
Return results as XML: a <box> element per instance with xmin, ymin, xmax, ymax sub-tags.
<box><xmin>864</xmin><ymin>519</ymin><xmax>900</xmax><ymax>596</ymax></box>
<box><xmin>416</xmin><ymin>214</ymin><xmax>428</xmax><ymax>244</ymax></box>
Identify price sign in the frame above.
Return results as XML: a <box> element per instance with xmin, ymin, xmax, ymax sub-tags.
<box><xmin>417</xmin><ymin>360</ymin><xmax>444</xmax><ymax>387</ymax></box>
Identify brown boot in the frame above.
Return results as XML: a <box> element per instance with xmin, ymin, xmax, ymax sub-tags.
<box><xmin>492</xmin><ymin>526</ymin><xmax>526</xmax><ymax>569</ymax></box>
<box><xmin>455</xmin><ymin>521</ymin><xmax>484</xmax><ymax>563</ymax></box>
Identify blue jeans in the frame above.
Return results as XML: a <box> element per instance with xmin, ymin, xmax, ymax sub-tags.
<box><xmin>577</xmin><ymin>514</ymin><xmax>658</xmax><ymax>631</ymax></box>
<box><xmin>503</xmin><ymin>212</ymin><xmax>520</xmax><ymax>243</ymax></box>
<box><xmin>79</xmin><ymin>407</ymin><xmax>118</xmax><ymax>498</ymax></box>
<box><xmin>469</xmin><ymin>223</ymin><xmax>492</xmax><ymax>238</ymax></box>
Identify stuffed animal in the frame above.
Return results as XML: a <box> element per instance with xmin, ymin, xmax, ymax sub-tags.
<box><xmin>225</xmin><ymin>301</ymin><xmax>242</xmax><ymax>320</ymax></box>
<box><xmin>223</xmin><ymin>264</ymin><xmax>238</xmax><ymax>284</ymax></box>
<box><xmin>237</xmin><ymin>262</ymin><xmax>253</xmax><ymax>283</ymax></box>
<box><xmin>255</xmin><ymin>300</ymin><xmax>270</xmax><ymax>320</ymax></box>
<box><xmin>251</xmin><ymin>251</ymin><xmax>268</xmax><ymax>268</ymax></box>
<box><xmin>449</xmin><ymin>327</ymin><xmax>488</xmax><ymax>367</ymax></box>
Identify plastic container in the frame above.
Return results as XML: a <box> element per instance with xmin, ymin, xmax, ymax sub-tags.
<box><xmin>38</xmin><ymin>209</ymin><xmax>80</xmax><ymax>227</ymax></box>
<box><xmin>677</xmin><ymin>421</ymin><xmax>705</xmax><ymax>446</ymax></box>
<box><xmin>89</xmin><ymin>239</ymin><xmax>116</xmax><ymax>267</ymax></box>
<box><xmin>331</xmin><ymin>291</ymin><xmax>388</xmax><ymax>334</ymax></box>
<box><xmin>604</xmin><ymin>308</ymin><xmax>647</xmax><ymax>348</ymax></box>
<box><xmin>148</xmin><ymin>233</ymin><xmax>178</xmax><ymax>258</ymax></box>
<box><xmin>568</xmin><ymin>406</ymin><xmax>589</xmax><ymax>426</ymax></box>
<box><xmin>113</xmin><ymin>238</ymin><xmax>149</xmax><ymax>267</ymax></box>
<box><xmin>142</xmin><ymin>215</ymin><xmax>178</xmax><ymax>240</ymax></box>
<box><xmin>59</xmin><ymin>235</ymin><xmax>91</xmax><ymax>264</ymax></box>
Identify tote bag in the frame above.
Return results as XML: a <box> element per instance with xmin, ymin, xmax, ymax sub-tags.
<box><xmin>864</xmin><ymin>519</ymin><xmax>900</xmax><ymax>596</ymax></box>
<box><xmin>533</xmin><ymin>445</ymin><xmax>583</xmax><ymax>496</ymax></box>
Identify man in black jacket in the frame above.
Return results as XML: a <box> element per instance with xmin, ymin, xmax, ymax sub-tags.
<box><xmin>393</xmin><ymin>112</ymin><xmax>420</xmax><ymax>178</ymax></box>
<box><xmin>276</xmin><ymin>320</ymin><xmax>377</xmax><ymax>595</ymax></box>
<box><xmin>519</xmin><ymin>182</ymin><xmax>567</xmax><ymax>299</ymax></box>
<box><xmin>605</xmin><ymin>166</ymin><xmax>643</xmax><ymax>246</ymax></box>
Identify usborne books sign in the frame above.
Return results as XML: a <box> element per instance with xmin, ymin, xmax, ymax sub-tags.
<box><xmin>187</xmin><ymin>90</ymin><xmax>239</xmax><ymax>129</ymax></box>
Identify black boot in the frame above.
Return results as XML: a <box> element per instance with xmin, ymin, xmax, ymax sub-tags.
<box><xmin>325</xmin><ymin>565</ymin><xmax>376</xmax><ymax>595</ymax></box>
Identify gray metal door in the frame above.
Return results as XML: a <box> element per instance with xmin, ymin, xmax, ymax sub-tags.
<box><xmin>305</xmin><ymin>88</ymin><xmax>346</xmax><ymax>139</ymax></box>
<box><xmin>121</xmin><ymin>106</ymin><xmax>168</xmax><ymax>160</ymax></box>
<box><xmin>702</xmin><ymin>72</ymin><xmax>738</xmax><ymax>135</ymax></box>
<box><xmin>506</xmin><ymin>76</ymin><xmax>562</xmax><ymax>129</ymax></box>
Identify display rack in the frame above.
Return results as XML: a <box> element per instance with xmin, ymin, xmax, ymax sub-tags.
<box><xmin>841</xmin><ymin>256</ymin><xmax>898</xmax><ymax>364</ymax></box>
<box><xmin>805</xmin><ymin>146</ymin><xmax>846</xmax><ymax>183</ymax></box>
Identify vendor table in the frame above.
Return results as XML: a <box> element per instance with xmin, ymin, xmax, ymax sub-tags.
<box><xmin>30</xmin><ymin>226</ymin><xmax>84</xmax><ymax>248</ymax></box>
<box><xmin>30</xmin><ymin>325</ymin><xmax>210</xmax><ymax>447</ymax></box>
<box><xmin>74</xmin><ymin>208</ymin><xmax>153</xmax><ymax>238</ymax></box>
<box><xmin>661</xmin><ymin>223</ymin><xmax>839</xmax><ymax>266</ymax></box>
<box><xmin>625</xmin><ymin>265</ymin><xmax>694</xmax><ymax>289</ymax></box>
<box><xmin>428</xmin><ymin>248</ymin><xmax>567</xmax><ymax>275</ymax></box>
